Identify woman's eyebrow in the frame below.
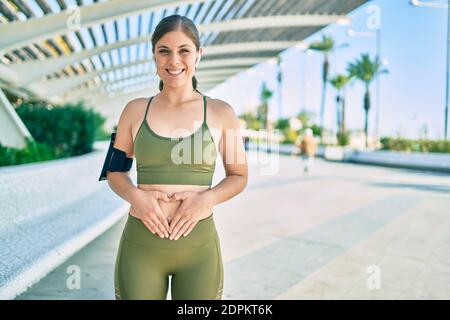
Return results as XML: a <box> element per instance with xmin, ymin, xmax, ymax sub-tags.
<box><xmin>157</xmin><ymin>44</ymin><xmax>191</xmax><ymax>49</ymax></box>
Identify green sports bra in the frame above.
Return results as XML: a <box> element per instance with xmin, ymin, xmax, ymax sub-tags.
<box><xmin>133</xmin><ymin>95</ymin><xmax>217</xmax><ymax>186</ymax></box>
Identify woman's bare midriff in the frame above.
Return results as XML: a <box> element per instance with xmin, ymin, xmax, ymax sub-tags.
<box><xmin>137</xmin><ymin>183</ymin><xmax>211</xmax><ymax>221</ymax></box>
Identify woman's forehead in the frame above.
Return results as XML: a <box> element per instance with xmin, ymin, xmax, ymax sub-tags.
<box><xmin>157</xmin><ymin>31</ymin><xmax>195</xmax><ymax>47</ymax></box>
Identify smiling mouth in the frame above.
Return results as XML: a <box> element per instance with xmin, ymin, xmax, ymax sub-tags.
<box><xmin>166</xmin><ymin>69</ymin><xmax>185</xmax><ymax>76</ymax></box>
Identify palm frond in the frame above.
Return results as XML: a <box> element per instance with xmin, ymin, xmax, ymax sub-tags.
<box><xmin>329</xmin><ymin>74</ymin><xmax>351</xmax><ymax>90</ymax></box>
<box><xmin>308</xmin><ymin>34</ymin><xmax>335</xmax><ymax>53</ymax></box>
<box><xmin>346</xmin><ymin>53</ymin><xmax>388</xmax><ymax>85</ymax></box>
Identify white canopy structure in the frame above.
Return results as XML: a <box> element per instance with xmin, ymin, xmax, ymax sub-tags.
<box><xmin>0</xmin><ymin>0</ymin><xmax>368</xmax><ymax>141</ymax></box>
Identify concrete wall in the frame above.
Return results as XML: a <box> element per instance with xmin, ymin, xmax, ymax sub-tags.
<box><xmin>248</xmin><ymin>142</ymin><xmax>450</xmax><ymax>173</ymax></box>
<box><xmin>348</xmin><ymin>149</ymin><xmax>450</xmax><ymax>172</ymax></box>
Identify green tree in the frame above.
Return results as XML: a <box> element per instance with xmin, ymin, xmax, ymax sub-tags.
<box><xmin>296</xmin><ymin>109</ymin><xmax>314</xmax><ymax>128</ymax></box>
<box><xmin>257</xmin><ymin>82</ymin><xmax>273</xmax><ymax>129</ymax></box>
<box><xmin>308</xmin><ymin>35</ymin><xmax>348</xmax><ymax>137</ymax></box>
<box><xmin>276</xmin><ymin>54</ymin><xmax>283</xmax><ymax>119</ymax></box>
<box><xmin>329</xmin><ymin>74</ymin><xmax>351</xmax><ymax>144</ymax></box>
<box><xmin>347</xmin><ymin>53</ymin><xmax>388</xmax><ymax>147</ymax></box>
<box><xmin>239</xmin><ymin>112</ymin><xmax>260</xmax><ymax>130</ymax></box>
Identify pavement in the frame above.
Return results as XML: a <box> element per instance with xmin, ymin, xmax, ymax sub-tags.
<box><xmin>16</xmin><ymin>151</ymin><xmax>450</xmax><ymax>299</ymax></box>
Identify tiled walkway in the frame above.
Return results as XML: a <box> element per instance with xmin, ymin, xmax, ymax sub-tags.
<box><xmin>17</xmin><ymin>152</ymin><xmax>450</xmax><ymax>299</ymax></box>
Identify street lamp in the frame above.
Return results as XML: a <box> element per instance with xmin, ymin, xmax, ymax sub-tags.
<box><xmin>410</xmin><ymin>0</ymin><xmax>450</xmax><ymax>140</ymax></box>
<box><xmin>294</xmin><ymin>47</ymin><xmax>314</xmax><ymax>114</ymax></box>
<box><xmin>411</xmin><ymin>0</ymin><xmax>448</xmax><ymax>8</ymax></box>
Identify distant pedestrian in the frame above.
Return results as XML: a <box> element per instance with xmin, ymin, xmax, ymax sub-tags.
<box><xmin>243</xmin><ymin>136</ymin><xmax>250</xmax><ymax>151</ymax></box>
<box><xmin>296</xmin><ymin>128</ymin><xmax>317</xmax><ymax>173</ymax></box>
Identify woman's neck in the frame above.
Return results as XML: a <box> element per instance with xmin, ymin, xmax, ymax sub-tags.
<box><xmin>159</xmin><ymin>85</ymin><xmax>200</xmax><ymax>106</ymax></box>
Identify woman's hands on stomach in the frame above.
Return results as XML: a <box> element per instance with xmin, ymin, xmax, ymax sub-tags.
<box><xmin>135</xmin><ymin>184</ymin><xmax>213</xmax><ymax>240</ymax></box>
<box><xmin>128</xmin><ymin>188</ymin><xmax>171</xmax><ymax>238</ymax></box>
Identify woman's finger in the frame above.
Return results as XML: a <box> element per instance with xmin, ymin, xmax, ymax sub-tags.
<box><xmin>159</xmin><ymin>192</ymin><xmax>171</xmax><ymax>202</ymax></box>
<box><xmin>150</xmin><ymin>215</ymin><xmax>169</xmax><ymax>238</ymax></box>
<box><xmin>182</xmin><ymin>220</ymin><xmax>197</xmax><ymax>238</ymax></box>
<box><xmin>157</xmin><ymin>214</ymin><xmax>171</xmax><ymax>236</ymax></box>
<box><xmin>173</xmin><ymin>220</ymin><xmax>192</xmax><ymax>240</ymax></box>
<box><xmin>169</xmin><ymin>213</ymin><xmax>183</xmax><ymax>234</ymax></box>
<box><xmin>169</xmin><ymin>217</ymin><xmax>189</xmax><ymax>240</ymax></box>
<box><xmin>142</xmin><ymin>219</ymin><xmax>158</xmax><ymax>236</ymax></box>
<box><xmin>153</xmin><ymin>205</ymin><xmax>170</xmax><ymax>236</ymax></box>
<box><xmin>171</xmin><ymin>192</ymin><xmax>187</xmax><ymax>201</ymax></box>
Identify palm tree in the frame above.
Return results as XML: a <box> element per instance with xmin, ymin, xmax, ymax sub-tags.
<box><xmin>329</xmin><ymin>74</ymin><xmax>351</xmax><ymax>137</ymax></box>
<box><xmin>308</xmin><ymin>35</ymin><xmax>348</xmax><ymax>139</ymax></box>
<box><xmin>347</xmin><ymin>53</ymin><xmax>388</xmax><ymax>148</ymax></box>
<box><xmin>257</xmin><ymin>81</ymin><xmax>273</xmax><ymax>129</ymax></box>
<box><xmin>276</xmin><ymin>54</ymin><xmax>283</xmax><ymax>119</ymax></box>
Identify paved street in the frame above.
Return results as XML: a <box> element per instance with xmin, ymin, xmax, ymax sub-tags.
<box><xmin>17</xmin><ymin>151</ymin><xmax>450</xmax><ymax>299</ymax></box>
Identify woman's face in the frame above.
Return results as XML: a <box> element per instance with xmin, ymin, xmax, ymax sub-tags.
<box><xmin>153</xmin><ymin>30</ymin><xmax>202</xmax><ymax>88</ymax></box>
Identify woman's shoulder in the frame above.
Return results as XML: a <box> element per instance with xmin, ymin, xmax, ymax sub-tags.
<box><xmin>206</xmin><ymin>97</ymin><xmax>237</xmax><ymax>118</ymax></box>
<box><xmin>206</xmin><ymin>97</ymin><xmax>241</xmax><ymax>130</ymax></box>
<box><xmin>120</xmin><ymin>97</ymin><xmax>150</xmax><ymax>119</ymax></box>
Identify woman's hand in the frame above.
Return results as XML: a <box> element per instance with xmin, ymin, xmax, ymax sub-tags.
<box><xmin>129</xmin><ymin>189</ymin><xmax>172</xmax><ymax>238</ymax></box>
<box><xmin>167</xmin><ymin>190</ymin><xmax>214</xmax><ymax>240</ymax></box>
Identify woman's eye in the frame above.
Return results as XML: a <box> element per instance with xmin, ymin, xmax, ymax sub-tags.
<box><xmin>158</xmin><ymin>50</ymin><xmax>188</xmax><ymax>54</ymax></box>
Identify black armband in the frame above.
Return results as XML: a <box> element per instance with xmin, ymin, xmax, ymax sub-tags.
<box><xmin>98</xmin><ymin>132</ymin><xmax>133</xmax><ymax>181</ymax></box>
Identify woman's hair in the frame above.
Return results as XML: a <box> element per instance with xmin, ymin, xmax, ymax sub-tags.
<box><xmin>151</xmin><ymin>14</ymin><xmax>201</xmax><ymax>93</ymax></box>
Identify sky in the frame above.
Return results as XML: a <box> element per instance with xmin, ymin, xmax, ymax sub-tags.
<box><xmin>19</xmin><ymin>0</ymin><xmax>447</xmax><ymax>139</ymax></box>
<box><xmin>209</xmin><ymin>0</ymin><xmax>448</xmax><ymax>140</ymax></box>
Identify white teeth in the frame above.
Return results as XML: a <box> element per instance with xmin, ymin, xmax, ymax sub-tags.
<box><xmin>167</xmin><ymin>69</ymin><xmax>184</xmax><ymax>75</ymax></box>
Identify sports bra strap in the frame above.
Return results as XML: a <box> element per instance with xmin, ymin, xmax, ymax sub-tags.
<box><xmin>143</xmin><ymin>96</ymin><xmax>153</xmax><ymax>123</ymax></box>
<box><xmin>203</xmin><ymin>95</ymin><xmax>207</xmax><ymax>125</ymax></box>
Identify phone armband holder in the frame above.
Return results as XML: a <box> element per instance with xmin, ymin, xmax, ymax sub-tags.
<box><xmin>98</xmin><ymin>132</ymin><xmax>133</xmax><ymax>181</ymax></box>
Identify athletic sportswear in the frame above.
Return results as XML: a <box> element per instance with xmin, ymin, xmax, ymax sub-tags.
<box><xmin>133</xmin><ymin>95</ymin><xmax>217</xmax><ymax>185</ymax></box>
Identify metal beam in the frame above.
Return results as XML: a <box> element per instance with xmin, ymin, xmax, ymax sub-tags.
<box><xmin>38</xmin><ymin>57</ymin><xmax>266</xmax><ymax>96</ymax></box>
<box><xmin>0</xmin><ymin>0</ymin><xmax>202</xmax><ymax>55</ymax></box>
<box><xmin>4</xmin><ymin>41</ymin><xmax>301</xmax><ymax>88</ymax></box>
<box><xmin>63</xmin><ymin>68</ymin><xmax>236</xmax><ymax>102</ymax></box>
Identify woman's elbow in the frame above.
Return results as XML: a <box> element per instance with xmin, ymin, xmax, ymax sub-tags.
<box><xmin>240</xmin><ymin>173</ymin><xmax>248</xmax><ymax>192</ymax></box>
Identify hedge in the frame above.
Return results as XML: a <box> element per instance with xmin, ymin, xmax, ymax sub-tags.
<box><xmin>380</xmin><ymin>137</ymin><xmax>450</xmax><ymax>153</ymax></box>
<box><xmin>0</xmin><ymin>101</ymin><xmax>108</xmax><ymax>166</ymax></box>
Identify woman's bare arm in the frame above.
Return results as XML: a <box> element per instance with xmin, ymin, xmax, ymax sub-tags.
<box><xmin>106</xmin><ymin>99</ymin><xmax>141</xmax><ymax>202</ymax></box>
<box><xmin>203</xmin><ymin>101</ymin><xmax>248</xmax><ymax>206</ymax></box>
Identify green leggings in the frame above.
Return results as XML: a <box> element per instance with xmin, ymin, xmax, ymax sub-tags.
<box><xmin>114</xmin><ymin>212</ymin><xmax>224</xmax><ymax>300</ymax></box>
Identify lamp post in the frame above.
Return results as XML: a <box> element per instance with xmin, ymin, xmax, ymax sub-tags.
<box><xmin>410</xmin><ymin>0</ymin><xmax>450</xmax><ymax>140</ymax></box>
<box><xmin>295</xmin><ymin>44</ymin><xmax>313</xmax><ymax>113</ymax></box>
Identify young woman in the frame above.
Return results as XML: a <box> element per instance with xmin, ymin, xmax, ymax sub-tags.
<box><xmin>106</xmin><ymin>14</ymin><xmax>248</xmax><ymax>300</ymax></box>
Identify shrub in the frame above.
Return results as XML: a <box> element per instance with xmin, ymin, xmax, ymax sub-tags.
<box><xmin>16</xmin><ymin>101</ymin><xmax>106</xmax><ymax>157</ymax></box>
<box><xmin>380</xmin><ymin>137</ymin><xmax>450</xmax><ymax>153</ymax></box>
<box><xmin>1</xmin><ymin>100</ymin><xmax>108</xmax><ymax>166</ymax></box>
<box><xmin>337</xmin><ymin>131</ymin><xmax>350</xmax><ymax>146</ymax></box>
<box><xmin>282</xmin><ymin>129</ymin><xmax>299</xmax><ymax>144</ymax></box>
<box><xmin>0</xmin><ymin>137</ymin><xmax>55</xmax><ymax>166</ymax></box>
